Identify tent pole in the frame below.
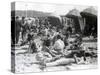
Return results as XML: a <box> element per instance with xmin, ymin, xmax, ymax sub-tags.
<box><xmin>84</xmin><ymin>18</ymin><xmax>86</xmax><ymax>27</ymax></box>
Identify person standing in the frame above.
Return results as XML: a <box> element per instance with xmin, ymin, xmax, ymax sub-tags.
<box><xmin>15</xmin><ymin>16</ymin><xmax>21</xmax><ymax>44</ymax></box>
<box><xmin>21</xmin><ymin>16</ymin><xmax>26</xmax><ymax>41</ymax></box>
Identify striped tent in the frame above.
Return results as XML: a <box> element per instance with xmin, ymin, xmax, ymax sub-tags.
<box><xmin>65</xmin><ymin>9</ymin><xmax>84</xmax><ymax>33</ymax></box>
<box><xmin>80</xmin><ymin>7</ymin><xmax>97</xmax><ymax>36</ymax></box>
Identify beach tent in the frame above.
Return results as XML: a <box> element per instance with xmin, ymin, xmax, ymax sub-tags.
<box><xmin>66</xmin><ymin>9</ymin><xmax>84</xmax><ymax>33</ymax></box>
<box><xmin>80</xmin><ymin>7</ymin><xmax>97</xmax><ymax>36</ymax></box>
<box><xmin>47</xmin><ymin>13</ymin><xmax>62</xmax><ymax>28</ymax></box>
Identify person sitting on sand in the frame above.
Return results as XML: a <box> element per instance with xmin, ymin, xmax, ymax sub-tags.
<box><xmin>51</xmin><ymin>35</ymin><xmax>65</xmax><ymax>57</ymax></box>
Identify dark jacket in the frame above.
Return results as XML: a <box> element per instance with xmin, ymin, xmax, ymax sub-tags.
<box><xmin>15</xmin><ymin>20</ymin><xmax>21</xmax><ymax>32</ymax></box>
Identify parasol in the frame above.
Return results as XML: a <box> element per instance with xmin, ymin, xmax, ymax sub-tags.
<box><xmin>66</xmin><ymin>9</ymin><xmax>81</xmax><ymax>18</ymax></box>
<box><xmin>80</xmin><ymin>7</ymin><xmax>97</xmax><ymax>17</ymax></box>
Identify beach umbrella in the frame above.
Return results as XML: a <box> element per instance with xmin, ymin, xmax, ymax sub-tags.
<box><xmin>48</xmin><ymin>13</ymin><xmax>62</xmax><ymax>21</ymax></box>
<box><xmin>66</xmin><ymin>9</ymin><xmax>81</xmax><ymax>18</ymax></box>
<box><xmin>49</xmin><ymin>13</ymin><xmax>61</xmax><ymax>18</ymax></box>
<box><xmin>80</xmin><ymin>7</ymin><xmax>97</xmax><ymax>17</ymax></box>
<box><xmin>47</xmin><ymin>13</ymin><xmax>62</xmax><ymax>27</ymax></box>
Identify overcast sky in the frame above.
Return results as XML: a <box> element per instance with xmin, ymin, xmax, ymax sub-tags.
<box><xmin>12</xmin><ymin>1</ymin><xmax>97</xmax><ymax>15</ymax></box>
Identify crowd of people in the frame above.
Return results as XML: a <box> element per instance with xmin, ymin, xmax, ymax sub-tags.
<box><xmin>11</xmin><ymin>16</ymin><xmax>96</xmax><ymax>70</ymax></box>
<box><xmin>12</xmin><ymin>16</ymin><xmax>78</xmax><ymax>47</ymax></box>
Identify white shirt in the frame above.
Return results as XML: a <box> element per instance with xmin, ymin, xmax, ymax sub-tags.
<box><xmin>54</xmin><ymin>39</ymin><xmax>65</xmax><ymax>50</ymax></box>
